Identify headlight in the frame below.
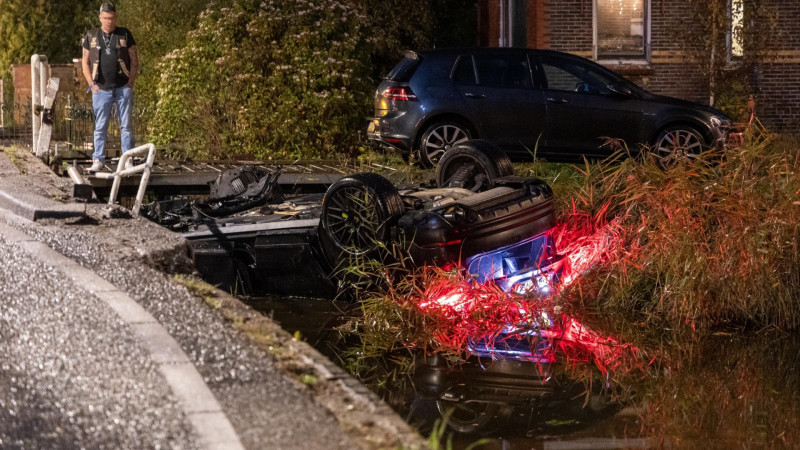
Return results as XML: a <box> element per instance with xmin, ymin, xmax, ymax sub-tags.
<box><xmin>710</xmin><ymin>116</ymin><xmax>732</xmax><ymax>140</ymax></box>
<box><xmin>710</xmin><ymin>116</ymin><xmax>731</xmax><ymax>128</ymax></box>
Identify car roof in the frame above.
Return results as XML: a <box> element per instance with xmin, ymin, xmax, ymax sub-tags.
<box><xmin>413</xmin><ymin>47</ymin><xmax>584</xmax><ymax>60</ymax></box>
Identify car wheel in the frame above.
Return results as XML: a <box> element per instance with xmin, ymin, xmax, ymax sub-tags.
<box><xmin>436</xmin><ymin>139</ymin><xmax>514</xmax><ymax>192</ymax></box>
<box><xmin>418</xmin><ymin>121</ymin><xmax>472</xmax><ymax>168</ymax></box>
<box><xmin>320</xmin><ymin>173</ymin><xmax>404</xmax><ymax>259</ymax></box>
<box><xmin>653</xmin><ymin>126</ymin><xmax>706</xmax><ymax>163</ymax></box>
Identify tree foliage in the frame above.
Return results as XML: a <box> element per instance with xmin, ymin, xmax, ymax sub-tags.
<box><xmin>0</xmin><ymin>0</ymin><xmax>94</xmax><ymax>84</ymax></box>
<box><xmin>151</xmin><ymin>0</ymin><xmax>444</xmax><ymax>160</ymax></box>
<box><xmin>152</xmin><ymin>0</ymin><xmax>379</xmax><ymax>159</ymax></box>
<box><xmin>681</xmin><ymin>0</ymin><xmax>778</xmax><ymax>119</ymax></box>
<box><xmin>114</xmin><ymin>0</ymin><xmax>225</xmax><ymax>120</ymax></box>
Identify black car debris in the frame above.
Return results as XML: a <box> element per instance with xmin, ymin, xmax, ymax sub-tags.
<box><xmin>143</xmin><ymin>141</ymin><xmax>563</xmax><ymax>298</ymax></box>
<box><xmin>367</xmin><ymin>48</ymin><xmax>732</xmax><ymax>167</ymax></box>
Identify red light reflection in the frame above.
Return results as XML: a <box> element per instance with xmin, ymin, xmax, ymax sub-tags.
<box><xmin>412</xmin><ymin>205</ymin><xmax>641</xmax><ymax>376</ymax></box>
<box><xmin>548</xmin><ymin>205</ymin><xmax>624</xmax><ymax>287</ymax></box>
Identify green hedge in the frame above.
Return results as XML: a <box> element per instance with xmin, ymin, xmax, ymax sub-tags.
<box><xmin>152</xmin><ymin>0</ymin><xmax>389</xmax><ymax>160</ymax></box>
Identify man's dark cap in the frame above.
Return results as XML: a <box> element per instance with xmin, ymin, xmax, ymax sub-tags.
<box><xmin>100</xmin><ymin>2</ymin><xmax>116</xmax><ymax>13</ymax></box>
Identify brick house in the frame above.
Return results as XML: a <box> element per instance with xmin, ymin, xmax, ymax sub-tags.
<box><xmin>477</xmin><ymin>0</ymin><xmax>800</xmax><ymax>132</ymax></box>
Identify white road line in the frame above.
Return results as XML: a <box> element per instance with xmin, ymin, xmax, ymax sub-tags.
<box><xmin>0</xmin><ymin>217</ymin><xmax>245</xmax><ymax>450</ymax></box>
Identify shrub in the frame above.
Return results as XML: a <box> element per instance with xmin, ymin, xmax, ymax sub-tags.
<box><xmin>152</xmin><ymin>0</ymin><xmax>377</xmax><ymax>160</ymax></box>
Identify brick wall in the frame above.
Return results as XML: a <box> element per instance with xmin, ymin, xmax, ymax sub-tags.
<box><xmin>751</xmin><ymin>0</ymin><xmax>800</xmax><ymax>131</ymax></box>
<box><xmin>11</xmin><ymin>64</ymin><xmax>81</xmax><ymax>124</ymax></box>
<box><xmin>544</xmin><ymin>0</ymin><xmax>593</xmax><ymax>56</ymax></box>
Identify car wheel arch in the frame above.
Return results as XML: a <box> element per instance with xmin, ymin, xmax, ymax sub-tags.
<box><xmin>649</xmin><ymin>120</ymin><xmax>712</xmax><ymax>147</ymax></box>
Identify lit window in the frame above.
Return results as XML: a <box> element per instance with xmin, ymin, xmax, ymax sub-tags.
<box><xmin>730</xmin><ymin>0</ymin><xmax>744</xmax><ymax>58</ymax></box>
<box><xmin>595</xmin><ymin>0</ymin><xmax>648</xmax><ymax>60</ymax></box>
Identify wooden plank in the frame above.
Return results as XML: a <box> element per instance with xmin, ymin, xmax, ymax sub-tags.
<box><xmin>35</xmin><ymin>77</ymin><xmax>60</xmax><ymax>159</ymax></box>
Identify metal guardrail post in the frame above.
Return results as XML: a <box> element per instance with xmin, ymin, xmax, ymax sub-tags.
<box><xmin>93</xmin><ymin>143</ymin><xmax>157</xmax><ymax>216</ymax></box>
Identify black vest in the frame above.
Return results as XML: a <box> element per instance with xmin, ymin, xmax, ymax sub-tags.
<box><xmin>85</xmin><ymin>28</ymin><xmax>132</xmax><ymax>83</ymax></box>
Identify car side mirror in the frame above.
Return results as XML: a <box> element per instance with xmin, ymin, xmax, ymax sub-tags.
<box><xmin>607</xmin><ymin>81</ymin><xmax>634</xmax><ymax>97</ymax></box>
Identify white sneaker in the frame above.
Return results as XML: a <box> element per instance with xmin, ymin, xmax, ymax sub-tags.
<box><xmin>88</xmin><ymin>159</ymin><xmax>104</xmax><ymax>173</ymax></box>
<box><xmin>124</xmin><ymin>158</ymin><xmax>135</xmax><ymax>171</ymax></box>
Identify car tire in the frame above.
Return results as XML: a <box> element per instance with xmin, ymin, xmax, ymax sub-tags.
<box><xmin>418</xmin><ymin>121</ymin><xmax>473</xmax><ymax>168</ymax></box>
<box><xmin>320</xmin><ymin>172</ymin><xmax>405</xmax><ymax>261</ymax></box>
<box><xmin>436</xmin><ymin>139</ymin><xmax>514</xmax><ymax>192</ymax></box>
<box><xmin>653</xmin><ymin>125</ymin><xmax>706</xmax><ymax>163</ymax></box>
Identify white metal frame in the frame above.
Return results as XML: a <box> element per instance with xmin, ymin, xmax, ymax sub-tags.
<box><xmin>93</xmin><ymin>143</ymin><xmax>157</xmax><ymax>216</ymax></box>
<box><xmin>30</xmin><ymin>54</ymin><xmax>50</xmax><ymax>149</ymax></box>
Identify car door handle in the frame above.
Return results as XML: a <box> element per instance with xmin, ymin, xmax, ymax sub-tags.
<box><xmin>465</xmin><ymin>93</ymin><xmax>486</xmax><ymax>99</ymax></box>
<box><xmin>546</xmin><ymin>97</ymin><xmax>568</xmax><ymax>104</ymax></box>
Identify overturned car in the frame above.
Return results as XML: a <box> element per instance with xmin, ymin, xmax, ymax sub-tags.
<box><xmin>143</xmin><ymin>140</ymin><xmax>562</xmax><ymax>298</ymax></box>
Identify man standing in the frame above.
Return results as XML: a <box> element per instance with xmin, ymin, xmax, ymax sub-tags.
<box><xmin>81</xmin><ymin>2</ymin><xmax>138</xmax><ymax>172</ymax></box>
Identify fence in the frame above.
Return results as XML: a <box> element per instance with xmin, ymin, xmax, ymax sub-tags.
<box><xmin>0</xmin><ymin>91</ymin><xmax>148</xmax><ymax>158</ymax></box>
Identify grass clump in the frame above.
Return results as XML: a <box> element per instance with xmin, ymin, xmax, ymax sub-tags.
<box><xmin>3</xmin><ymin>146</ymin><xmax>27</xmax><ymax>174</ymax></box>
<box><xmin>558</xmin><ymin>126</ymin><xmax>800</xmax><ymax>330</ymax></box>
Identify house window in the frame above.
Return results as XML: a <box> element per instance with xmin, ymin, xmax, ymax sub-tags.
<box><xmin>595</xmin><ymin>0</ymin><xmax>649</xmax><ymax>60</ymax></box>
<box><xmin>729</xmin><ymin>0</ymin><xmax>744</xmax><ymax>58</ymax></box>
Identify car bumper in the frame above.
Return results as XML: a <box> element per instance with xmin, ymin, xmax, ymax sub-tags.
<box><xmin>366</xmin><ymin>117</ymin><xmax>413</xmax><ymax>153</ymax></box>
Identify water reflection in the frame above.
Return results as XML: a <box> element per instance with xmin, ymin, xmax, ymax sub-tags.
<box><xmin>246</xmin><ymin>295</ymin><xmax>800</xmax><ymax>449</ymax></box>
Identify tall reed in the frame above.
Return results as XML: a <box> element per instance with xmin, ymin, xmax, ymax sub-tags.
<box><xmin>558</xmin><ymin>125</ymin><xmax>800</xmax><ymax>330</ymax></box>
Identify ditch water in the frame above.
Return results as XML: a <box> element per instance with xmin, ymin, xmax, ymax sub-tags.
<box><xmin>244</xmin><ymin>296</ymin><xmax>800</xmax><ymax>449</ymax></box>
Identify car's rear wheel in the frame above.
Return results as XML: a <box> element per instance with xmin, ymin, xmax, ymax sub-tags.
<box><xmin>653</xmin><ymin>125</ymin><xmax>706</xmax><ymax>163</ymax></box>
<box><xmin>320</xmin><ymin>173</ymin><xmax>404</xmax><ymax>260</ymax></box>
<box><xmin>418</xmin><ymin>121</ymin><xmax>472</xmax><ymax>168</ymax></box>
<box><xmin>436</xmin><ymin>139</ymin><xmax>514</xmax><ymax>192</ymax></box>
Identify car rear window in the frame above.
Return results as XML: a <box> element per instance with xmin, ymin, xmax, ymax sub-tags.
<box><xmin>386</xmin><ymin>55</ymin><xmax>421</xmax><ymax>82</ymax></box>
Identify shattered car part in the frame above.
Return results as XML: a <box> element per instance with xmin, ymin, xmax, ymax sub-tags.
<box><xmin>141</xmin><ymin>166</ymin><xmax>283</xmax><ymax>230</ymax></box>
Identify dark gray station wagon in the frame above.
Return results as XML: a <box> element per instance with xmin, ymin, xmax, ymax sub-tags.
<box><xmin>367</xmin><ymin>48</ymin><xmax>732</xmax><ymax>167</ymax></box>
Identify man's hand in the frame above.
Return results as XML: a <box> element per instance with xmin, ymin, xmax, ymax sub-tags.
<box><xmin>125</xmin><ymin>80</ymin><xmax>135</xmax><ymax>89</ymax></box>
<box><xmin>91</xmin><ymin>84</ymin><xmax>101</xmax><ymax>94</ymax></box>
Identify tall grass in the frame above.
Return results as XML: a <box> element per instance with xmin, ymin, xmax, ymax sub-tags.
<box><xmin>558</xmin><ymin>125</ymin><xmax>800</xmax><ymax>330</ymax></box>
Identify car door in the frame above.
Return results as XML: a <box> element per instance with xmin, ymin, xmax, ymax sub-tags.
<box><xmin>453</xmin><ymin>52</ymin><xmax>546</xmax><ymax>158</ymax></box>
<box><xmin>536</xmin><ymin>54</ymin><xmax>646</xmax><ymax>158</ymax></box>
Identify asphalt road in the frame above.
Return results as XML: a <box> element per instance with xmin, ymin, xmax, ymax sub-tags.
<box><xmin>0</xmin><ymin>231</ymin><xmax>196</xmax><ymax>448</ymax></box>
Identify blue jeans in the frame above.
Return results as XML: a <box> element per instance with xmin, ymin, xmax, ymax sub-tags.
<box><xmin>92</xmin><ymin>86</ymin><xmax>134</xmax><ymax>162</ymax></box>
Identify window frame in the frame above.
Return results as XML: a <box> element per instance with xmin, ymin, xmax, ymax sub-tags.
<box><xmin>593</xmin><ymin>0</ymin><xmax>652</xmax><ymax>64</ymax></box>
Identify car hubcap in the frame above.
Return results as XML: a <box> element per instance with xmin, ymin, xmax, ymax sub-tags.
<box><xmin>424</xmin><ymin>125</ymin><xmax>469</xmax><ymax>163</ymax></box>
<box><xmin>325</xmin><ymin>187</ymin><xmax>379</xmax><ymax>252</ymax></box>
<box><xmin>656</xmin><ymin>129</ymin><xmax>703</xmax><ymax>160</ymax></box>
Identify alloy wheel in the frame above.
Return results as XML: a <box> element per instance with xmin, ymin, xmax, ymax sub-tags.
<box><xmin>422</xmin><ymin>124</ymin><xmax>471</xmax><ymax>166</ymax></box>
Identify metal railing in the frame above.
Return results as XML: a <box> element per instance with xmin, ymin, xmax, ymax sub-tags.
<box><xmin>0</xmin><ymin>93</ymin><xmax>148</xmax><ymax>155</ymax></box>
<box><xmin>93</xmin><ymin>143</ymin><xmax>156</xmax><ymax>216</ymax></box>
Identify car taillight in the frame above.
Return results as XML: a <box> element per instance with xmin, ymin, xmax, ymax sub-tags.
<box><xmin>382</xmin><ymin>86</ymin><xmax>418</xmax><ymax>101</ymax></box>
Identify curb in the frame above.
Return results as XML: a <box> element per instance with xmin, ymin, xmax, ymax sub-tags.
<box><xmin>0</xmin><ymin>217</ymin><xmax>245</xmax><ymax>450</ymax></box>
<box><xmin>0</xmin><ymin>151</ymin><xmax>85</xmax><ymax>221</ymax></box>
<box><xmin>0</xmin><ymin>184</ymin><xmax>86</xmax><ymax>221</ymax></box>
